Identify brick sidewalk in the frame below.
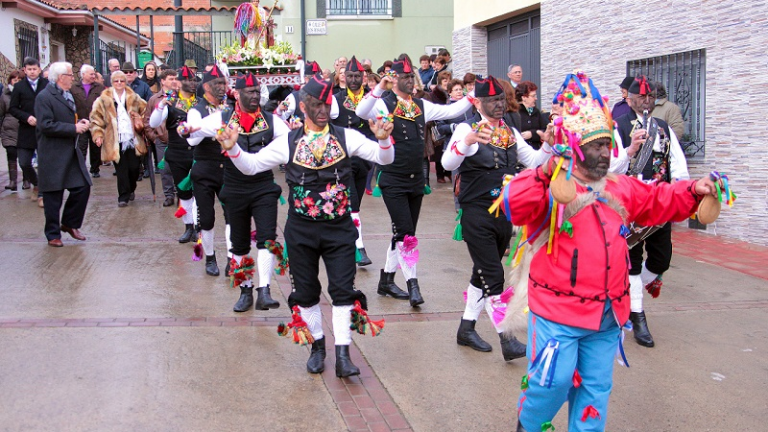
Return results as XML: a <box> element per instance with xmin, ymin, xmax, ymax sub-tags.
<box><xmin>672</xmin><ymin>227</ymin><xmax>768</xmax><ymax>281</ymax></box>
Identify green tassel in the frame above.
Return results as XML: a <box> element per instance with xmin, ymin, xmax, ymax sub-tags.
<box><xmin>157</xmin><ymin>158</ymin><xmax>165</xmax><ymax>170</ymax></box>
<box><xmin>521</xmin><ymin>374</ymin><xmax>529</xmax><ymax>390</ymax></box>
<box><xmin>372</xmin><ymin>171</ymin><xmax>382</xmax><ymax>197</ymax></box>
<box><xmin>279</xmin><ymin>194</ymin><xmax>286</xmax><ymax>205</ymax></box>
<box><xmin>452</xmin><ymin>209</ymin><xmax>463</xmax><ymax>241</ymax></box>
<box><xmin>424</xmin><ymin>184</ymin><xmax>432</xmax><ymax>195</ymax></box>
<box><xmin>559</xmin><ymin>220</ymin><xmax>573</xmax><ymax>238</ymax></box>
<box><xmin>541</xmin><ymin>422</ymin><xmax>555</xmax><ymax>431</ymax></box>
<box><xmin>177</xmin><ymin>173</ymin><xmax>193</xmax><ymax>191</ymax></box>
<box><xmin>506</xmin><ymin>228</ymin><xmax>524</xmax><ymax>266</ymax></box>
<box><xmin>355</xmin><ymin>248</ymin><xmax>362</xmax><ymax>263</ymax></box>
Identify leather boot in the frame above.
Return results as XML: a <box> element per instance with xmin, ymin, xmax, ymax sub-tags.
<box><xmin>224</xmin><ymin>259</ymin><xmax>231</xmax><ymax>278</ymax></box>
<box><xmin>255</xmin><ymin>285</ymin><xmax>280</xmax><ymax>310</ymax></box>
<box><xmin>205</xmin><ymin>253</ymin><xmax>219</xmax><ymax>276</ymax></box>
<box><xmin>357</xmin><ymin>247</ymin><xmax>372</xmax><ymax>267</ymax></box>
<box><xmin>516</xmin><ymin>421</ymin><xmax>529</xmax><ymax>432</ymax></box>
<box><xmin>22</xmin><ymin>180</ymin><xmax>31</xmax><ymax>190</ymax></box>
<box><xmin>178</xmin><ymin>224</ymin><xmax>196</xmax><ymax>243</ymax></box>
<box><xmin>406</xmin><ymin>278</ymin><xmax>425</xmax><ymax>307</ymax></box>
<box><xmin>335</xmin><ymin>345</ymin><xmax>360</xmax><ymax>378</ymax></box>
<box><xmin>630</xmin><ymin>311</ymin><xmax>655</xmax><ymax>347</ymax></box>
<box><xmin>233</xmin><ymin>285</ymin><xmax>254</xmax><ymax>312</ymax></box>
<box><xmin>500</xmin><ymin>332</ymin><xmax>527</xmax><ymax>361</ymax></box>
<box><xmin>5</xmin><ymin>164</ymin><xmax>17</xmax><ymax>191</ymax></box>
<box><xmin>377</xmin><ymin>269</ymin><xmax>409</xmax><ymax>299</ymax></box>
<box><xmin>307</xmin><ymin>336</ymin><xmax>326</xmax><ymax>374</ymax></box>
<box><xmin>456</xmin><ymin>319</ymin><xmax>492</xmax><ymax>352</ymax></box>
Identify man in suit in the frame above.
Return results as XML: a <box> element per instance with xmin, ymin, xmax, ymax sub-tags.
<box><xmin>34</xmin><ymin>62</ymin><xmax>92</xmax><ymax>247</ymax></box>
<box><xmin>71</xmin><ymin>64</ymin><xmax>106</xmax><ymax>178</ymax></box>
<box><xmin>9</xmin><ymin>57</ymin><xmax>48</xmax><ymax>207</ymax></box>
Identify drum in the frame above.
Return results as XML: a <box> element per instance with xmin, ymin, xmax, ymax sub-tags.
<box><xmin>625</xmin><ymin>223</ymin><xmax>662</xmax><ymax>249</ymax></box>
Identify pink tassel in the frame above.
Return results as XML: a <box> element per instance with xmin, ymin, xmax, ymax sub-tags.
<box><xmin>250</xmin><ymin>230</ymin><xmax>257</xmax><ymax>243</ymax></box>
<box><xmin>402</xmin><ymin>235</ymin><xmax>418</xmax><ymax>251</ymax></box>
<box><xmin>463</xmin><ymin>291</ymin><xmax>468</xmax><ymax>302</ymax></box>
<box><xmin>398</xmin><ymin>235</ymin><xmax>419</xmax><ymax>268</ymax></box>
<box><xmin>500</xmin><ymin>286</ymin><xmax>514</xmax><ymax>303</ymax></box>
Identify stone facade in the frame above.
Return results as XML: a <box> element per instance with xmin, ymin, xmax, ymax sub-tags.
<box><xmin>452</xmin><ymin>0</ymin><xmax>768</xmax><ymax>246</ymax></box>
<box><xmin>50</xmin><ymin>24</ymin><xmax>94</xmax><ymax>74</ymax></box>
<box><xmin>452</xmin><ymin>25</ymin><xmax>487</xmax><ymax>78</ymax></box>
<box><xmin>0</xmin><ymin>53</ymin><xmax>17</xmax><ymax>85</ymax></box>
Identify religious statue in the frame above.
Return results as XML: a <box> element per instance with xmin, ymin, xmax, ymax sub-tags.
<box><xmin>234</xmin><ymin>0</ymin><xmax>278</xmax><ymax>50</ymax></box>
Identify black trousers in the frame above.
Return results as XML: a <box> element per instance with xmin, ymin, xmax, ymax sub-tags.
<box><xmin>42</xmin><ymin>185</ymin><xmax>90</xmax><ymax>241</ymax></box>
<box><xmin>17</xmin><ymin>147</ymin><xmax>38</xmax><ymax>186</ymax></box>
<box><xmin>164</xmin><ymin>146</ymin><xmax>194</xmax><ymax>200</ymax></box>
<box><xmin>221</xmin><ymin>181</ymin><xmax>281</xmax><ymax>255</ymax></box>
<box><xmin>431</xmin><ymin>143</ymin><xmax>447</xmax><ymax>178</ymax></box>
<box><xmin>5</xmin><ymin>146</ymin><xmax>17</xmax><ymax>165</ymax></box>
<box><xmin>190</xmin><ymin>160</ymin><xmax>225</xmax><ymax>231</ymax></box>
<box><xmin>629</xmin><ymin>222</ymin><xmax>672</xmax><ymax>276</ymax></box>
<box><xmin>379</xmin><ymin>171</ymin><xmax>424</xmax><ymax>246</ymax></box>
<box><xmin>77</xmin><ymin>131</ymin><xmax>101</xmax><ymax>174</ymax></box>
<box><xmin>285</xmin><ymin>215</ymin><xmax>365</xmax><ymax>308</ymax></box>
<box><xmin>349</xmin><ymin>157</ymin><xmax>371</xmax><ymax>212</ymax></box>
<box><xmin>462</xmin><ymin>204</ymin><xmax>512</xmax><ymax>296</ymax></box>
<box><xmin>114</xmin><ymin>147</ymin><xmax>140</xmax><ymax>203</ymax></box>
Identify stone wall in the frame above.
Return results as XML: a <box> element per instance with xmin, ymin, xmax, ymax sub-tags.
<box><xmin>0</xmin><ymin>53</ymin><xmax>17</xmax><ymax>85</ymax></box>
<box><xmin>50</xmin><ymin>24</ymin><xmax>94</xmax><ymax>73</ymax></box>
<box><xmin>451</xmin><ymin>25</ymin><xmax>488</xmax><ymax>78</ymax></box>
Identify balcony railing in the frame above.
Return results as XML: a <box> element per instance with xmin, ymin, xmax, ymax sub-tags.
<box><xmin>326</xmin><ymin>0</ymin><xmax>391</xmax><ymax>16</ymax></box>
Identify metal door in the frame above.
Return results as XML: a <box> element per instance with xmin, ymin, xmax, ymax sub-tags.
<box><xmin>486</xmin><ymin>12</ymin><xmax>541</xmax><ymax>107</ymax></box>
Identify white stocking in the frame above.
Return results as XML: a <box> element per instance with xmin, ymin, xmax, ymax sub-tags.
<box><xmin>630</xmin><ymin>275</ymin><xmax>644</xmax><ymax>313</ymax></box>
<box><xmin>180</xmin><ymin>198</ymin><xmax>195</xmax><ymax>225</ymax></box>
<box><xmin>462</xmin><ymin>284</ymin><xmax>485</xmax><ymax>321</ymax></box>
<box><xmin>640</xmin><ymin>262</ymin><xmax>659</xmax><ymax>286</ymax></box>
<box><xmin>384</xmin><ymin>244</ymin><xmax>399</xmax><ymax>273</ymax></box>
<box><xmin>484</xmin><ymin>294</ymin><xmax>504</xmax><ymax>333</ymax></box>
<box><xmin>352</xmin><ymin>212</ymin><xmax>364</xmax><ymax>249</ymax></box>
<box><xmin>201</xmin><ymin>229</ymin><xmax>214</xmax><ymax>256</ymax></box>
<box><xmin>257</xmin><ymin>249</ymin><xmax>274</xmax><ymax>288</ymax></box>
<box><xmin>332</xmin><ymin>305</ymin><xmax>353</xmax><ymax>346</ymax></box>
<box><xmin>299</xmin><ymin>304</ymin><xmax>324</xmax><ymax>340</ymax></box>
<box><xmin>225</xmin><ymin>224</ymin><xmax>232</xmax><ymax>259</ymax></box>
<box><xmin>396</xmin><ymin>242</ymin><xmax>417</xmax><ymax>280</ymax></box>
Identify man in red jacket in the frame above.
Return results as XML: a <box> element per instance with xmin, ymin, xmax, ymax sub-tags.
<box><xmin>507</xmin><ymin>71</ymin><xmax>719</xmax><ymax>432</ymax></box>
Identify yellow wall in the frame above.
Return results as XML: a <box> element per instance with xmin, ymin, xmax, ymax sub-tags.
<box><xmin>453</xmin><ymin>0</ymin><xmax>539</xmax><ymax>29</ymax></box>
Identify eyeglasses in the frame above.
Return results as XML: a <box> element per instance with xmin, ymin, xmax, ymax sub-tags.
<box><xmin>112</xmin><ymin>80</ymin><xmax>126</xmax><ymax>83</ymax></box>
<box><xmin>62</xmin><ymin>73</ymin><xmax>74</xmax><ymax>77</ymax></box>
<box><xmin>123</xmin><ymin>71</ymin><xmax>136</xmax><ymax>74</ymax></box>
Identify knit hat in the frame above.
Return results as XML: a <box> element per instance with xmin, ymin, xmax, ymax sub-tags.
<box><xmin>552</xmin><ymin>70</ymin><xmax>614</xmax><ymax>148</ymax></box>
<box><xmin>303</xmin><ymin>73</ymin><xmax>334</xmax><ymax>105</ymax></box>
<box><xmin>619</xmin><ymin>76</ymin><xmax>635</xmax><ymax>90</ymax></box>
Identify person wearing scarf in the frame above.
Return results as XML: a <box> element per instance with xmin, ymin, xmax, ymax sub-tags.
<box><xmin>141</xmin><ymin>61</ymin><xmax>160</xmax><ymax>94</ymax></box>
<box><xmin>328</xmin><ymin>56</ymin><xmax>383</xmax><ymax>272</ymax></box>
<box><xmin>90</xmin><ymin>71</ymin><xmax>147</xmax><ymax>206</ymax></box>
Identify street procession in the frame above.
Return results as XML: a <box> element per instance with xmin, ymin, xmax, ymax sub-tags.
<box><xmin>1</xmin><ymin>0</ymin><xmax>764</xmax><ymax>431</ymax></box>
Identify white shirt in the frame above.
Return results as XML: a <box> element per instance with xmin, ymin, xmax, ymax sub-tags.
<box><xmin>186</xmin><ymin>107</ymin><xmax>291</xmax><ymax>146</ymax></box>
<box><xmin>613</xmin><ymin>112</ymin><xmax>689</xmax><ymax>180</ymax></box>
<box><xmin>226</xmin><ymin>128</ymin><xmax>394</xmax><ymax>176</ymax></box>
<box><xmin>354</xmin><ymin>86</ymin><xmax>474</xmax><ymax>123</ymax></box>
<box><xmin>279</xmin><ymin>92</ymin><xmax>298</xmax><ymax>120</ymax></box>
<box><xmin>441</xmin><ymin>114</ymin><xmax>551</xmax><ymax>171</ymax></box>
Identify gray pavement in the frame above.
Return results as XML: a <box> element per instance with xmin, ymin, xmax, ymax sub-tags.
<box><xmin>0</xmin><ymin>156</ymin><xmax>766</xmax><ymax>431</ymax></box>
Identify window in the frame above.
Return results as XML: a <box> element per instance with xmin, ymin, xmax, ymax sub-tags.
<box><xmin>16</xmin><ymin>22</ymin><xmax>40</xmax><ymax>65</ymax></box>
<box><xmin>627</xmin><ymin>49</ymin><xmax>706</xmax><ymax>161</ymax></box>
<box><xmin>326</xmin><ymin>0</ymin><xmax>392</xmax><ymax>17</ymax></box>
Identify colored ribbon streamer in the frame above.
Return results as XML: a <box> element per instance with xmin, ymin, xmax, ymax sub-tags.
<box><xmin>581</xmin><ymin>405</ymin><xmax>601</xmax><ymax>422</ymax></box>
<box><xmin>529</xmin><ymin>339</ymin><xmax>560</xmax><ymax>388</ymax></box>
<box><xmin>616</xmin><ymin>328</ymin><xmax>631</xmax><ymax>368</ymax></box>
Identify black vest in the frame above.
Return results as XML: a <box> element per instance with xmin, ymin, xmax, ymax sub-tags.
<box><xmin>381</xmin><ymin>93</ymin><xmax>426</xmax><ymax>174</ymax></box>
<box><xmin>457</xmin><ymin>115</ymin><xmax>518</xmax><ymax>205</ymax></box>
<box><xmin>222</xmin><ymin>109</ymin><xmax>276</xmax><ymax>186</ymax></box>
<box><xmin>166</xmin><ymin>99</ymin><xmax>192</xmax><ymax>149</ymax></box>
<box><xmin>285</xmin><ymin>125</ymin><xmax>353</xmax><ymax>221</ymax></box>
<box><xmin>616</xmin><ymin>113</ymin><xmax>672</xmax><ymax>182</ymax></box>
<box><xmin>332</xmin><ymin>89</ymin><xmax>374</xmax><ymax>140</ymax></box>
<box><xmin>191</xmin><ymin>99</ymin><xmax>225</xmax><ymax>162</ymax></box>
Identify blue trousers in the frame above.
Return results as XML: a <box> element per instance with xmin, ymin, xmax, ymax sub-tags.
<box><xmin>518</xmin><ymin>304</ymin><xmax>621</xmax><ymax>432</ymax></box>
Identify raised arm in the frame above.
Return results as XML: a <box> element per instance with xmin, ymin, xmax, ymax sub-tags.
<box><xmin>223</xmin><ymin>133</ymin><xmax>290</xmax><ymax>175</ymax></box>
<box><xmin>149</xmin><ymin>104</ymin><xmax>168</xmax><ymax>128</ymax></box>
<box><xmin>345</xmin><ymin>128</ymin><xmax>394</xmax><ymax>166</ymax></box>
<box><xmin>423</xmin><ymin>95</ymin><xmax>472</xmax><ymax>122</ymax></box>
<box><xmin>441</xmin><ymin>122</ymin><xmax>478</xmax><ymax>171</ymax></box>
<box><xmin>185</xmin><ymin>109</ymin><xmax>221</xmax><ymax>145</ymax></box>
<box><xmin>668</xmin><ymin>130</ymin><xmax>689</xmax><ymax>180</ymax></box>
<box><xmin>355</xmin><ymin>87</ymin><xmax>386</xmax><ymax>120</ymax></box>
<box><xmin>514</xmin><ymin>128</ymin><xmax>552</xmax><ymax>168</ymax></box>
<box><xmin>626</xmin><ymin>177</ymin><xmax>701</xmax><ymax>226</ymax></box>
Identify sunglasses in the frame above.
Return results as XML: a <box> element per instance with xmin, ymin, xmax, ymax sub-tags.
<box><xmin>113</xmin><ymin>79</ymin><xmax>126</xmax><ymax>83</ymax></box>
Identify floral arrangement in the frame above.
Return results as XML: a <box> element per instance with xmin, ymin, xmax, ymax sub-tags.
<box><xmin>217</xmin><ymin>40</ymin><xmax>300</xmax><ymax>73</ymax></box>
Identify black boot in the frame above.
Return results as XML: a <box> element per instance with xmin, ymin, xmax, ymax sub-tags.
<box><xmin>500</xmin><ymin>332</ymin><xmax>527</xmax><ymax>361</ymax></box>
<box><xmin>205</xmin><ymin>253</ymin><xmax>220</xmax><ymax>276</ymax></box>
<box><xmin>255</xmin><ymin>285</ymin><xmax>280</xmax><ymax>310</ymax></box>
<box><xmin>516</xmin><ymin>420</ymin><xmax>529</xmax><ymax>432</ymax></box>
<box><xmin>22</xmin><ymin>180</ymin><xmax>31</xmax><ymax>190</ymax></box>
<box><xmin>5</xmin><ymin>164</ymin><xmax>17</xmax><ymax>191</ymax></box>
<box><xmin>307</xmin><ymin>336</ymin><xmax>326</xmax><ymax>374</ymax></box>
<box><xmin>224</xmin><ymin>259</ymin><xmax>231</xmax><ymax>278</ymax></box>
<box><xmin>456</xmin><ymin>319</ymin><xmax>492</xmax><ymax>352</ymax></box>
<box><xmin>406</xmin><ymin>278</ymin><xmax>425</xmax><ymax>307</ymax></box>
<box><xmin>178</xmin><ymin>224</ymin><xmax>196</xmax><ymax>243</ymax></box>
<box><xmin>233</xmin><ymin>285</ymin><xmax>254</xmax><ymax>312</ymax></box>
<box><xmin>335</xmin><ymin>345</ymin><xmax>360</xmax><ymax>378</ymax></box>
<box><xmin>630</xmin><ymin>311</ymin><xmax>655</xmax><ymax>347</ymax></box>
<box><xmin>377</xmin><ymin>270</ymin><xmax>409</xmax><ymax>299</ymax></box>
<box><xmin>357</xmin><ymin>247</ymin><xmax>373</xmax><ymax>267</ymax></box>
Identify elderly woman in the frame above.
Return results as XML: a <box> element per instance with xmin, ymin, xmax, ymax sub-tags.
<box><xmin>516</xmin><ymin>80</ymin><xmax>544</xmax><ymax>150</ymax></box>
<box><xmin>0</xmin><ymin>70</ymin><xmax>24</xmax><ymax>191</ymax></box>
<box><xmin>90</xmin><ymin>71</ymin><xmax>147</xmax><ymax>207</ymax></box>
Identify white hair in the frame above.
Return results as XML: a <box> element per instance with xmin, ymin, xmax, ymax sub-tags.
<box><xmin>49</xmin><ymin>62</ymin><xmax>72</xmax><ymax>83</ymax></box>
<box><xmin>80</xmin><ymin>64</ymin><xmax>95</xmax><ymax>74</ymax></box>
<box><xmin>108</xmin><ymin>58</ymin><xmax>120</xmax><ymax>67</ymax></box>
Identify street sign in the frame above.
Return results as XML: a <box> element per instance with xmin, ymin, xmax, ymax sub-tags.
<box><xmin>306</xmin><ymin>19</ymin><xmax>327</xmax><ymax>35</ymax></box>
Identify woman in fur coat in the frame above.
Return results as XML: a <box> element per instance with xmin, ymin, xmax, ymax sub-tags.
<box><xmin>90</xmin><ymin>71</ymin><xmax>147</xmax><ymax>207</ymax></box>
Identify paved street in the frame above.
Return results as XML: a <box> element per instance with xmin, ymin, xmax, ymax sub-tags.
<box><xmin>0</xmin><ymin>156</ymin><xmax>767</xmax><ymax>432</ymax></box>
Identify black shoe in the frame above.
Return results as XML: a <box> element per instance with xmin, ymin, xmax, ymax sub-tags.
<box><xmin>22</xmin><ymin>180</ymin><xmax>31</xmax><ymax>190</ymax></box>
<box><xmin>225</xmin><ymin>259</ymin><xmax>231</xmax><ymax>278</ymax></box>
<box><xmin>91</xmin><ymin>172</ymin><xmax>100</xmax><ymax>178</ymax></box>
<box><xmin>357</xmin><ymin>247</ymin><xmax>372</xmax><ymax>266</ymax></box>
<box><xmin>516</xmin><ymin>421</ymin><xmax>529</xmax><ymax>432</ymax></box>
<box><xmin>255</xmin><ymin>285</ymin><xmax>280</xmax><ymax>310</ymax></box>
<box><xmin>233</xmin><ymin>285</ymin><xmax>254</xmax><ymax>312</ymax></box>
<box><xmin>377</xmin><ymin>270</ymin><xmax>409</xmax><ymax>299</ymax></box>
<box><xmin>406</xmin><ymin>279</ymin><xmax>425</xmax><ymax>307</ymax></box>
<box><xmin>112</xmin><ymin>171</ymin><xmax>117</xmax><ymax>176</ymax></box>
<box><xmin>163</xmin><ymin>197</ymin><xmax>175</xmax><ymax>207</ymax></box>
<box><xmin>178</xmin><ymin>224</ymin><xmax>196</xmax><ymax>243</ymax></box>
<box><xmin>456</xmin><ymin>319</ymin><xmax>492</xmax><ymax>352</ymax></box>
<box><xmin>205</xmin><ymin>253</ymin><xmax>220</xmax><ymax>276</ymax></box>
<box><xmin>335</xmin><ymin>345</ymin><xmax>360</xmax><ymax>378</ymax></box>
<box><xmin>129</xmin><ymin>192</ymin><xmax>135</xmax><ymax>201</ymax></box>
<box><xmin>136</xmin><ymin>175</ymin><xmax>143</xmax><ymax>182</ymax></box>
<box><xmin>307</xmin><ymin>337</ymin><xmax>326</xmax><ymax>374</ymax></box>
<box><xmin>630</xmin><ymin>311</ymin><xmax>655</xmax><ymax>347</ymax></box>
<box><xmin>143</xmin><ymin>170</ymin><xmax>150</xmax><ymax>178</ymax></box>
<box><xmin>500</xmin><ymin>332</ymin><xmax>527</xmax><ymax>361</ymax></box>
<box><xmin>118</xmin><ymin>201</ymin><xmax>128</xmax><ymax>208</ymax></box>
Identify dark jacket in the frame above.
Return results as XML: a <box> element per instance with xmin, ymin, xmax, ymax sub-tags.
<box><xmin>435</xmin><ymin>98</ymin><xmax>476</xmax><ymax>138</ymax></box>
<box><xmin>0</xmin><ymin>85</ymin><xmax>20</xmax><ymax>147</ymax></box>
<box><xmin>419</xmin><ymin>68</ymin><xmax>435</xmax><ymax>88</ymax></box>
<box><xmin>34</xmin><ymin>83</ymin><xmax>92</xmax><ymax>192</ymax></box>
<box><xmin>518</xmin><ymin>105</ymin><xmax>545</xmax><ymax>150</ymax></box>
<box><xmin>129</xmin><ymin>78</ymin><xmax>153</xmax><ymax>102</ymax></box>
<box><xmin>612</xmin><ymin>99</ymin><xmax>632</xmax><ymax>121</ymax></box>
<box><xmin>70</xmin><ymin>80</ymin><xmax>106</xmax><ymax>121</ymax></box>
<box><xmin>9</xmin><ymin>77</ymin><xmax>49</xmax><ymax>149</ymax></box>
